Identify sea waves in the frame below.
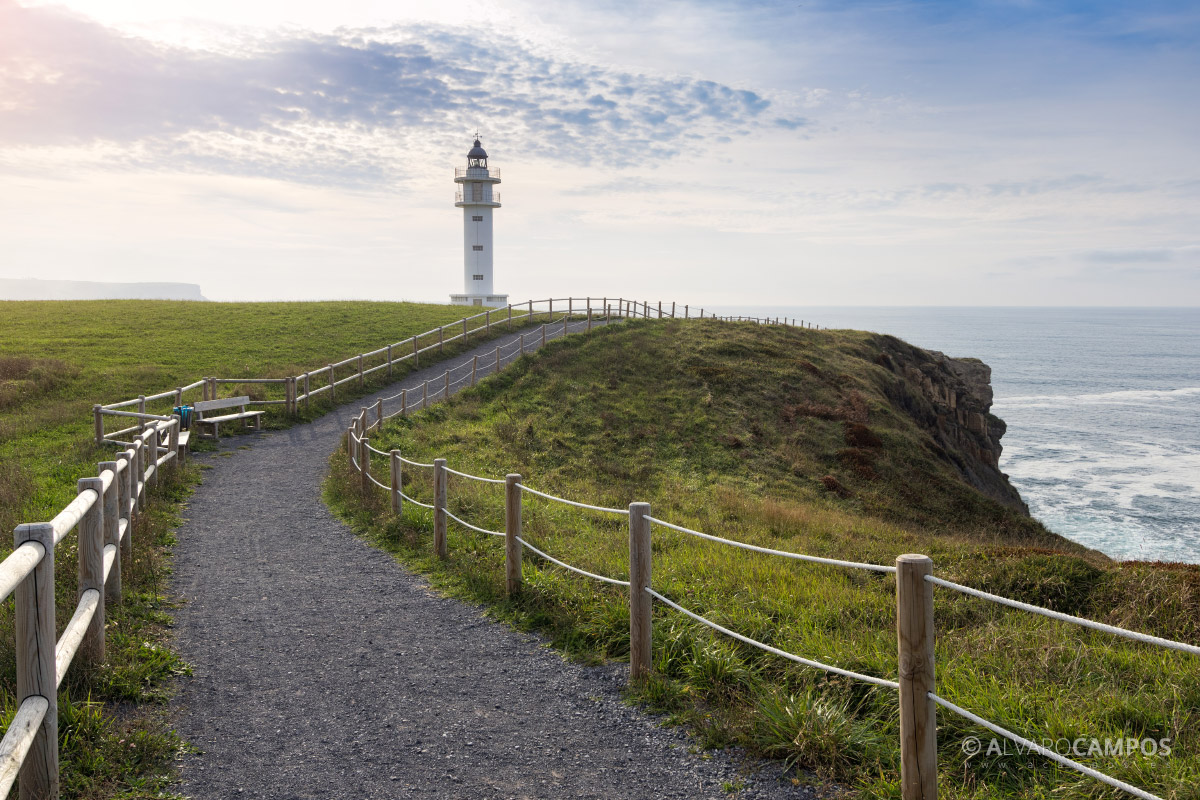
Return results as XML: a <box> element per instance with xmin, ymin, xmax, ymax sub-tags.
<box><xmin>995</xmin><ymin>386</ymin><xmax>1200</xmax><ymax>409</ymax></box>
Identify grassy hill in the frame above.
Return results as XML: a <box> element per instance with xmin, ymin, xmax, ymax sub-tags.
<box><xmin>329</xmin><ymin>318</ymin><xmax>1200</xmax><ymax>799</ymax></box>
<box><xmin>0</xmin><ymin>299</ymin><xmax>495</xmax><ymax>531</ymax></box>
<box><xmin>0</xmin><ymin>299</ymin><xmax>496</xmax><ymax>796</ymax></box>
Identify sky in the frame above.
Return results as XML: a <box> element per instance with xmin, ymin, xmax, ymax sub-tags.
<box><xmin>0</xmin><ymin>0</ymin><xmax>1197</xmax><ymax>305</ymax></box>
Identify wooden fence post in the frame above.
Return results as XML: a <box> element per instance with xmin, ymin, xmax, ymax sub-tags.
<box><xmin>505</xmin><ymin>474</ymin><xmax>522</xmax><ymax>596</ymax></box>
<box><xmin>375</xmin><ymin>399</ymin><xmax>383</xmax><ymax>432</ymax></box>
<box><xmin>169</xmin><ymin>415</ymin><xmax>181</xmax><ymax>460</ymax></box>
<box><xmin>549</xmin><ymin>298</ymin><xmax>554</xmax><ymax>323</ymax></box>
<box><xmin>520</xmin><ymin>333</ymin><xmax>526</xmax><ymax>353</ymax></box>
<box><xmin>527</xmin><ymin>300</ymin><xmax>532</xmax><ymax>320</ymax></box>
<box><xmin>433</xmin><ymin>459</ymin><xmax>447</xmax><ymax>559</ymax></box>
<box><xmin>138</xmin><ymin>395</ymin><xmax>147</xmax><ymax>432</ymax></box>
<box><xmin>358</xmin><ymin>354</ymin><xmax>365</xmax><ymax>388</ymax></box>
<box><xmin>93</xmin><ymin>404</ymin><xmax>104</xmax><ymax>445</ymax></box>
<box><xmin>629</xmin><ymin>502</ymin><xmax>652</xmax><ymax>681</ymax></box>
<box><xmin>77</xmin><ymin>476</ymin><xmax>106</xmax><ymax>665</ymax></box>
<box><xmin>587</xmin><ymin>307</ymin><xmax>593</xmax><ymax>331</ymax></box>
<box><xmin>387</xmin><ymin>345</ymin><xmax>393</xmax><ymax>379</ymax></box>
<box><xmin>390</xmin><ymin>451</ymin><xmax>402</xmax><ymax>514</ymax></box>
<box><xmin>328</xmin><ymin>365</ymin><xmax>336</xmax><ymax>401</ymax></box>
<box><xmin>462</xmin><ymin>318</ymin><xmax>468</xmax><ymax>340</ymax></box>
<box><xmin>100</xmin><ymin>459</ymin><xmax>123</xmax><ymax>603</ymax></box>
<box><xmin>149</xmin><ymin>428</ymin><xmax>160</xmax><ymax>491</ymax></box>
<box><xmin>401</xmin><ymin>389</ymin><xmax>407</xmax><ymax>416</ymax></box>
<box><xmin>115</xmin><ymin>450</ymin><xmax>133</xmax><ymax>572</ymax></box>
<box><xmin>671</xmin><ymin>301</ymin><xmax>675</xmax><ymax>317</ymax></box>
<box><xmin>685</xmin><ymin>304</ymin><xmax>689</xmax><ymax>319</ymax></box>
<box><xmin>443</xmin><ymin>370</ymin><xmax>450</xmax><ymax>400</ymax></box>
<box><xmin>658</xmin><ymin>301</ymin><xmax>662</xmax><ymax>318</ymax></box>
<box><xmin>495</xmin><ymin>346</ymin><xmax>500</xmax><ymax>374</ymax></box>
<box><xmin>346</xmin><ymin>428</ymin><xmax>355</xmax><ymax>467</ymax></box>
<box><xmin>133</xmin><ymin>440</ymin><xmax>144</xmax><ymax>512</ymax></box>
<box><xmin>471</xmin><ymin>355</ymin><xmax>478</xmax><ymax>387</ymax></box>
<box><xmin>541</xmin><ymin>324</ymin><xmax>547</xmax><ymax>348</ymax></box>
<box><xmin>897</xmin><ymin>554</ymin><xmax>937</xmax><ymax>800</ymax></box>
<box><xmin>423</xmin><ymin>381</ymin><xmax>428</xmax><ymax>408</ymax></box>
<box><xmin>14</xmin><ymin>521</ymin><xmax>58</xmax><ymax>799</ymax></box>
<box><xmin>360</xmin><ymin>437</ymin><xmax>371</xmax><ymax>494</ymax></box>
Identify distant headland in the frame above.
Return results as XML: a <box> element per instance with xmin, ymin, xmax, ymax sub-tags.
<box><xmin>0</xmin><ymin>278</ymin><xmax>207</xmax><ymax>301</ymax></box>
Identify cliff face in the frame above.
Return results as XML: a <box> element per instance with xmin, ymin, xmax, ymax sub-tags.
<box><xmin>872</xmin><ymin>335</ymin><xmax>1029</xmax><ymax>513</ymax></box>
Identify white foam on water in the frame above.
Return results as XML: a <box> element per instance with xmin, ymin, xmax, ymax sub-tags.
<box><xmin>995</xmin><ymin>386</ymin><xmax>1200</xmax><ymax>410</ymax></box>
<box><xmin>1002</xmin><ymin>440</ymin><xmax>1200</xmax><ymax>563</ymax></box>
<box><xmin>1005</xmin><ymin>441</ymin><xmax>1200</xmax><ymax>507</ymax></box>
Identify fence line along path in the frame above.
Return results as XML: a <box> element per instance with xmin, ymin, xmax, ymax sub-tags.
<box><xmin>168</xmin><ymin>322</ymin><xmax>814</xmax><ymax>799</ymax></box>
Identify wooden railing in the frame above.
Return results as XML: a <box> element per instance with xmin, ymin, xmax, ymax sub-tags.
<box><xmin>341</xmin><ymin>316</ymin><xmax>1197</xmax><ymax>800</ymax></box>
<box><xmin>0</xmin><ymin>419</ymin><xmax>183</xmax><ymax>798</ymax></box>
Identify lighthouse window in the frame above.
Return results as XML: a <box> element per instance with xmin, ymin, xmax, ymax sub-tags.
<box><xmin>472</xmin><ymin>245</ymin><xmax>484</xmax><ymax>251</ymax></box>
<box><xmin>472</xmin><ymin>215</ymin><xmax>483</xmax><ymax>221</ymax></box>
<box><xmin>473</xmin><ymin>274</ymin><xmax>484</xmax><ymax>281</ymax></box>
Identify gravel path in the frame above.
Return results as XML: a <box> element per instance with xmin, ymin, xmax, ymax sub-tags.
<box><xmin>170</xmin><ymin>323</ymin><xmax>818</xmax><ymax>799</ymax></box>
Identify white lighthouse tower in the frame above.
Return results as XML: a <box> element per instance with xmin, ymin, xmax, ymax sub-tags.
<box><xmin>450</xmin><ymin>137</ymin><xmax>507</xmax><ymax>307</ymax></box>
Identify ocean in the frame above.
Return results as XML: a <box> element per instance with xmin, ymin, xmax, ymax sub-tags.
<box><xmin>717</xmin><ymin>307</ymin><xmax>1200</xmax><ymax>565</ymax></box>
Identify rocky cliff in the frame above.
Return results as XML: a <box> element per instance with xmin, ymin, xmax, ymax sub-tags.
<box><xmin>872</xmin><ymin>335</ymin><xmax>1029</xmax><ymax>513</ymax></box>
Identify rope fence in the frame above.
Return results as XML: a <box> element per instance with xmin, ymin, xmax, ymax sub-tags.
<box><xmin>645</xmin><ymin>588</ymin><xmax>900</xmax><ymax>689</ymax></box>
<box><xmin>515</xmin><ymin>536</ymin><xmax>631</xmax><ymax>587</ymax></box>
<box><xmin>646</xmin><ymin>515</ymin><xmax>898</xmax><ymax>574</ymax></box>
<box><xmin>926</xmin><ymin>575</ymin><xmax>1200</xmax><ymax>656</ymax></box>
<box><xmin>930</xmin><ymin>694</ymin><xmax>1163</xmax><ymax>800</ymax></box>
<box><xmin>340</xmin><ymin>336</ymin><xmax>1196</xmax><ymax>800</ymax></box>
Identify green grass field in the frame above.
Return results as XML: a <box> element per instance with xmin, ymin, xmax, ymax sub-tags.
<box><xmin>328</xmin><ymin>318</ymin><xmax>1200</xmax><ymax>800</ymax></box>
<box><xmin>0</xmin><ymin>299</ymin><xmax>511</xmax><ymax>797</ymax></box>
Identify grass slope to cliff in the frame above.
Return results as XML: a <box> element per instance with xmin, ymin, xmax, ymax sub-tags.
<box><xmin>329</xmin><ymin>318</ymin><xmax>1199</xmax><ymax>800</ymax></box>
<box><xmin>0</xmin><ymin>299</ymin><xmax>500</xmax><ymax>797</ymax></box>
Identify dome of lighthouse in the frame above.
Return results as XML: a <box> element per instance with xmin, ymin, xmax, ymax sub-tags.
<box><xmin>467</xmin><ymin>139</ymin><xmax>488</xmax><ymax>159</ymax></box>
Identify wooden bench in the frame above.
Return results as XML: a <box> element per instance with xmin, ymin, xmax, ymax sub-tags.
<box><xmin>193</xmin><ymin>396</ymin><xmax>264</xmax><ymax>439</ymax></box>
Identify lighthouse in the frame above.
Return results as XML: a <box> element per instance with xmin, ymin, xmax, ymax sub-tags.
<box><xmin>450</xmin><ymin>137</ymin><xmax>508</xmax><ymax>307</ymax></box>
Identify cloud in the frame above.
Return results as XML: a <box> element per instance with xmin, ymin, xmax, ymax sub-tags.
<box><xmin>772</xmin><ymin>117</ymin><xmax>807</xmax><ymax>130</ymax></box>
<box><xmin>0</xmin><ymin>1</ymin><xmax>784</xmax><ymax>183</ymax></box>
<box><xmin>1085</xmin><ymin>248</ymin><xmax>1175</xmax><ymax>263</ymax></box>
